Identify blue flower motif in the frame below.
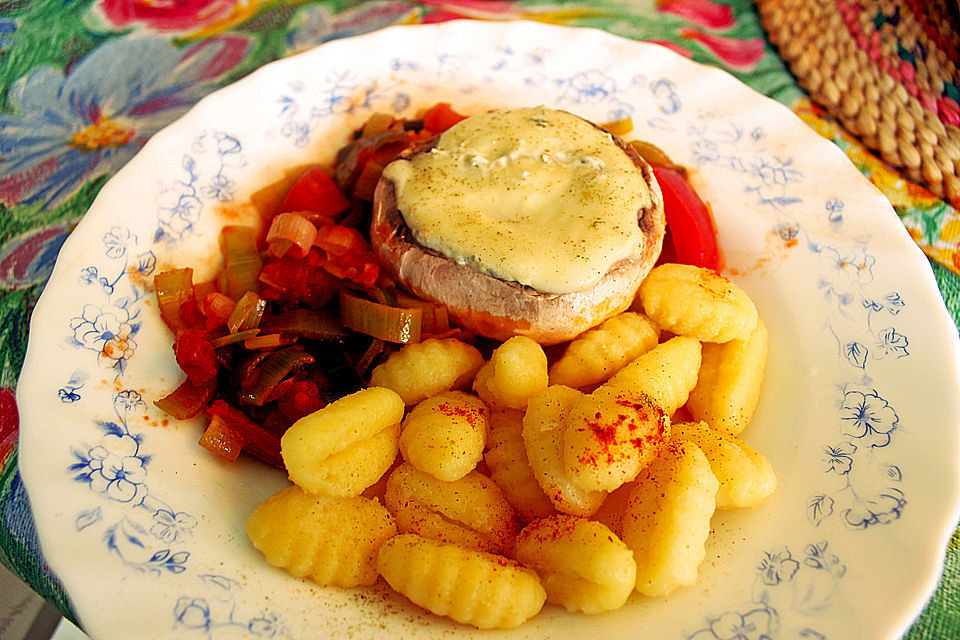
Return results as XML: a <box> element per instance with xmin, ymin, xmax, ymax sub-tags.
<box><xmin>839</xmin><ymin>389</ymin><xmax>899</xmax><ymax>447</ymax></box>
<box><xmin>69</xmin><ymin>304</ymin><xmax>138</xmax><ymax>367</ymax></box>
<box><xmin>151</xmin><ymin>509</ymin><xmax>197</xmax><ymax>543</ymax></box>
<box><xmin>147</xmin><ymin>549</ymin><xmax>189</xmax><ymax>574</ymax></box>
<box><xmin>59</xmin><ymin>387</ymin><xmax>81</xmax><ymax>403</ymax></box>
<box><xmin>774</xmin><ymin>222</ymin><xmax>799</xmax><ymax>241</ymax></box>
<box><xmin>199</xmin><ymin>172</ymin><xmax>235</xmax><ymax>202</ymax></box>
<box><xmin>807</xmin><ymin>494</ymin><xmax>835</xmax><ymax>525</ymax></box>
<box><xmin>823</xmin><ymin>442</ymin><xmax>856</xmax><ymax>475</ymax></box>
<box><xmin>742</xmin><ymin>157</ymin><xmax>802</xmax><ymax>206</ymax></box>
<box><xmin>874</xmin><ymin>327</ymin><xmax>909</xmax><ymax>359</ymax></box>
<box><xmin>842</xmin><ymin>341</ymin><xmax>868</xmax><ymax>369</ymax></box>
<box><xmin>282</xmin><ymin>120</ymin><xmax>311</xmax><ymax>147</ymax></box>
<box><xmin>884</xmin><ymin>292</ymin><xmax>905</xmax><ymax>314</ymax></box>
<box><xmin>80</xmin><ymin>434</ymin><xmax>147</xmax><ymax>503</ymax></box>
<box><xmin>103</xmin><ymin>226</ymin><xmax>133</xmax><ymax>259</ymax></box>
<box><xmin>136</xmin><ymin>251</ymin><xmax>156</xmax><ymax>275</ymax></box>
<box><xmin>248</xmin><ymin>612</ymin><xmax>282</xmax><ymax>637</ymax></box>
<box><xmin>562</xmin><ymin>70</ymin><xmax>616</xmax><ymax>104</ymax></box>
<box><xmin>803</xmin><ymin>541</ymin><xmax>845</xmax><ymax>576</ymax></box>
<box><xmin>650</xmin><ymin>78</ymin><xmax>680</xmax><ymax>114</ymax></box>
<box><xmin>843</xmin><ymin>488</ymin><xmax>906</xmax><ymax>528</ymax></box>
<box><xmin>688</xmin><ymin>607</ymin><xmax>775</xmax><ymax>640</ymax></box>
<box><xmin>605</xmin><ymin>98</ymin><xmax>634</xmax><ymax>122</ymax></box>
<box><xmin>825</xmin><ymin>198</ymin><xmax>844</xmax><ymax>227</ymax></box>
<box><xmin>691</xmin><ymin>138</ymin><xmax>720</xmax><ymax>163</ymax></box>
<box><xmin>818</xmin><ymin>246</ymin><xmax>875</xmax><ymax>295</ymax></box>
<box><xmin>315</xmin><ymin>70</ymin><xmax>358</xmax><ymax>117</ymax></box>
<box><xmin>0</xmin><ymin>34</ymin><xmax>247</xmax><ymax>207</ymax></box>
<box><xmin>174</xmin><ymin>597</ymin><xmax>211</xmax><ymax>630</ymax></box>
<box><xmin>757</xmin><ymin>545</ymin><xmax>799</xmax><ymax>585</ymax></box>
<box><xmin>75</xmin><ymin>507</ymin><xmax>101</xmax><ymax>531</ymax></box>
<box><xmin>114</xmin><ymin>390</ymin><xmax>144</xmax><ymax>417</ymax></box>
<box><xmin>78</xmin><ymin>266</ymin><xmax>99</xmax><ymax>285</ymax></box>
<box><xmin>156</xmin><ymin>156</ymin><xmax>201</xmax><ymax>240</ymax></box>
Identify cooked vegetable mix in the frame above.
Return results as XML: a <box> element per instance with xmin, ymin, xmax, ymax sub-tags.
<box><xmin>150</xmin><ymin>104</ymin><xmax>780</xmax><ymax>632</ymax></box>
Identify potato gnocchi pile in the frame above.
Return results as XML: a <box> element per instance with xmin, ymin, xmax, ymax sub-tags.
<box><xmin>245</xmin><ymin>263</ymin><xmax>776</xmax><ymax>629</ymax></box>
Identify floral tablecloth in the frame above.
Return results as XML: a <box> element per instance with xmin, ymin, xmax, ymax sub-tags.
<box><xmin>0</xmin><ymin>0</ymin><xmax>957</xmax><ymax>637</ymax></box>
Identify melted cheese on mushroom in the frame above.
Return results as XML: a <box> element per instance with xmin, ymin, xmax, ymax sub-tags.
<box><xmin>382</xmin><ymin>106</ymin><xmax>654</xmax><ymax>294</ymax></box>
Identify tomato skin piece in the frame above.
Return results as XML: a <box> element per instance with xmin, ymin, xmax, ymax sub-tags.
<box><xmin>205</xmin><ymin>400</ymin><xmax>283</xmax><ymax>469</ymax></box>
<box><xmin>154</xmin><ymin>378</ymin><xmax>216</xmax><ymax>420</ymax></box>
<box><xmin>277</xmin><ymin>379</ymin><xmax>325</xmax><ymax>422</ymax></box>
<box><xmin>278</xmin><ymin>166</ymin><xmax>349</xmax><ymax>222</ymax></box>
<box><xmin>651</xmin><ymin>165</ymin><xmax>720</xmax><ymax>271</ymax></box>
<box><xmin>173</xmin><ymin>329</ymin><xmax>219</xmax><ymax>385</ymax></box>
<box><xmin>422</xmin><ymin>102</ymin><xmax>468</xmax><ymax>133</ymax></box>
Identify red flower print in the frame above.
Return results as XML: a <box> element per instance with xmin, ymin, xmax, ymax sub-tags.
<box><xmin>0</xmin><ymin>388</ymin><xmax>18</xmax><ymax>469</ymax></box>
<box><xmin>93</xmin><ymin>0</ymin><xmax>239</xmax><ymax>33</ymax></box>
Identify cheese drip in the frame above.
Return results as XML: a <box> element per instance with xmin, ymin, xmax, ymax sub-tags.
<box><xmin>382</xmin><ymin>106</ymin><xmax>652</xmax><ymax>294</ymax></box>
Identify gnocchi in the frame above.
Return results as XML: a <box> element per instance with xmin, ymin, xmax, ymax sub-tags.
<box><xmin>369</xmin><ymin>338</ymin><xmax>484</xmax><ymax>405</ymax></box>
<box><xmin>522</xmin><ymin>386</ymin><xmax>607</xmax><ymax>517</ymax></box>
<box><xmin>603</xmin><ymin>336</ymin><xmax>702</xmax><ymax>415</ymax></box>
<box><xmin>549</xmin><ymin>312</ymin><xmax>660</xmax><ymax>389</ymax></box>
<box><xmin>484</xmin><ymin>409</ymin><xmax>557</xmax><ymax>522</ymax></box>
<box><xmin>637</xmin><ymin>263</ymin><xmax>758</xmax><ymax>342</ymax></box>
<box><xmin>280</xmin><ymin>387</ymin><xmax>403</xmax><ymax>496</ymax></box>
<box><xmin>621</xmin><ymin>440</ymin><xmax>719</xmax><ymax>597</ymax></box>
<box><xmin>384</xmin><ymin>462</ymin><xmax>519</xmax><ymax>554</ymax></box>
<box><xmin>376</xmin><ymin>534</ymin><xmax>546</xmax><ymax>629</ymax></box>
<box><xmin>590</xmin><ymin>480</ymin><xmax>635</xmax><ymax>538</ymax></box>
<box><xmin>687</xmin><ymin>320</ymin><xmax>768</xmax><ymax>436</ymax></box>
<box><xmin>514</xmin><ymin>514</ymin><xmax>636</xmax><ymax>614</ymax></box>
<box><xmin>561</xmin><ymin>388</ymin><xmax>669</xmax><ymax>492</ymax></box>
<box><xmin>473</xmin><ymin>335</ymin><xmax>549</xmax><ymax>409</ymax></box>
<box><xmin>245</xmin><ymin>485</ymin><xmax>396</xmax><ymax>587</ymax></box>
<box><xmin>671</xmin><ymin>421</ymin><xmax>776</xmax><ymax>509</ymax></box>
<box><xmin>399</xmin><ymin>391</ymin><xmax>488</xmax><ymax>481</ymax></box>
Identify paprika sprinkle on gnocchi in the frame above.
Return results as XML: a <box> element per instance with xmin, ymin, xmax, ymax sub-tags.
<box><xmin>150</xmin><ymin>101</ymin><xmax>776</xmax><ymax>631</ymax></box>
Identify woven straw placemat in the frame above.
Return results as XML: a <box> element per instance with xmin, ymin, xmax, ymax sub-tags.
<box><xmin>758</xmin><ymin>0</ymin><xmax>960</xmax><ymax>207</ymax></box>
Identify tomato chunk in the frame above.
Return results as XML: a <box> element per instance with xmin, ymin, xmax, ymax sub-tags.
<box><xmin>278</xmin><ymin>166</ymin><xmax>349</xmax><ymax>222</ymax></box>
<box><xmin>173</xmin><ymin>329</ymin><xmax>218</xmax><ymax>384</ymax></box>
<box><xmin>422</xmin><ymin>102</ymin><xmax>468</xmax><ymax>133</ymax></box>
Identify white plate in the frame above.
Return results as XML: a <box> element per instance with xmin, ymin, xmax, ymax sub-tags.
<box><xmin>18</xmin><ymin>20</ymin><xmax>960</xmax><ymax>640</ymax></box>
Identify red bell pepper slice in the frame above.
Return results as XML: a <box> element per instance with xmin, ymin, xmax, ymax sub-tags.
<box><xmin>278</xmin><ymin>166</ymin><xmax>349</xmax><ymax>223</ymax></box>
<box><xmin>651</xmin><ymin>165</ymin><xmax>721</xmax><ymax>271</ymax></box>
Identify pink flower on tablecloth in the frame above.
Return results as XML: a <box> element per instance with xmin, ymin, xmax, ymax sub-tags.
<box><xmin>678</xmin><ymin>27</ymin><xmax>765</xmax><ymax>72</ymax></box>
<box><xmin>90</xmin><ymin>0</ymin><xmax>240</xmax><ymax>33</ymax></box>
<box><xmin>657</xmin><ymin>0</ymin><xmax>735</xmax><ymax>30</ymax></box>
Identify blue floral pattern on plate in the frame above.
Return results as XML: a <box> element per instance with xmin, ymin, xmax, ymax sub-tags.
<box><xmin>16</xmin><ymin>20</ymin><xmax>960</xmax><ymax>640</ymax></box>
